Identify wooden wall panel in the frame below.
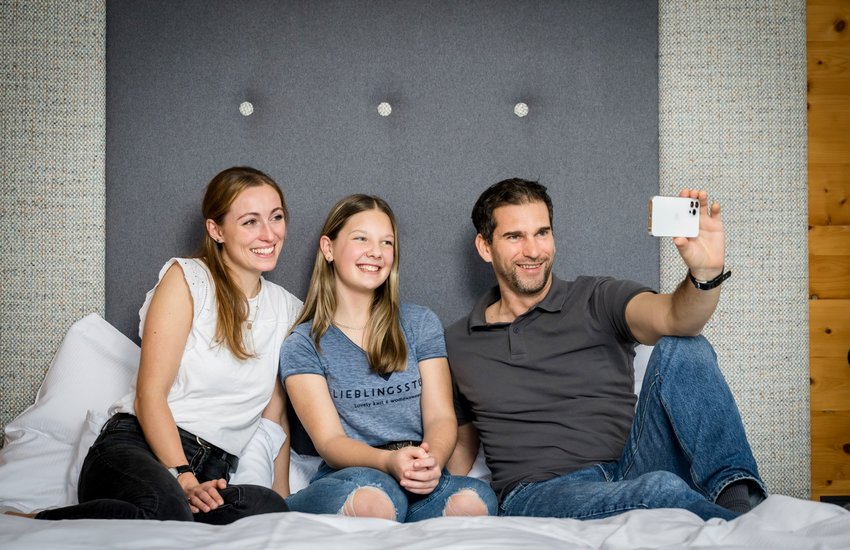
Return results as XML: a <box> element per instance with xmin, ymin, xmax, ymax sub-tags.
<box><xmin>809</xmin><ymin>255</ymin><xmax>850</xmax><ymax>298</ymax></box>
<box><xmin>808</xmin><ymin>0</ymin><xmax>850</xmax><ymax>502</ymax></box>
<box><xmin>810</xmin><ymin>300</ymin><xmax>850</xmax><ymax>498</ymax></box>
<box><xmin>809</xmin><ymin>226</ymin><xmax>850</xmax><ymax>256</ymax></box>
<box><xmin>810</xmin><ymin>356</ymin><xmax>850</xmax><ymax>410</ymax></box>
<box><xmin>810</xmin><ymin>300</ymin><xmax>850</xmax><ymax>358</ymax></box>
<box><xmin>812</xmin><ymin>411</ymin><xmax>850</xmax><ymax>496</ymax></box>
<box><xmin>807</xmin><ymin>1</ymin><xmax>850</xmax><ymax>43</ymax></box>
<box><xmin>808</xmin><ymin>164</ymin><xmax>850</xmax><ymax>226</ymax></box>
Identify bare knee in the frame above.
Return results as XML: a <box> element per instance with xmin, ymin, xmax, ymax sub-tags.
<box><xmin>443</xmin><ymin>489</ymin><xmax>488</xmax><ymax>517</ymax></box>
<box><xmin>340</xmin><ymin>487</ymin><xmax>396</xmax><ymax>520</ymax></box>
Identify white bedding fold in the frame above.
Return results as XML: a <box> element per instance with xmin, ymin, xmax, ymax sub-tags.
<box><xmin>2</xmin><ymin>495</ymin><xmax>848</xmax><ymax>550</ymax></box>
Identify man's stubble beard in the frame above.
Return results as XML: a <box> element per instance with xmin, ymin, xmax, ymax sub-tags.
<box><xmin>503</xmin><ymin>260</ymin><xmax>553</xmax><ymax>296</ymax></box>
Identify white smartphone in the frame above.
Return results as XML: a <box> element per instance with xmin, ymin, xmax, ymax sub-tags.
<box><xmin>648</xmin><ymin>196</ymin><xmax>700</xmax><ymax>237</ymax></box>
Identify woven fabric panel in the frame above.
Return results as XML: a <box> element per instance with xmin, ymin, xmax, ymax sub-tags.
<box><xmin>658</xmin><ymin>1</ymin><xmax>809</xmax><ymax>498</ymax></box>
<box><xmin>0</xmin><ymin>0</ymin><xmax>810</xmax><ymax>500</ymax></box>
<box><xmin>0</xmin><ymin>1</ymin><xmax>105</xmax><ymax>440</ymax></box>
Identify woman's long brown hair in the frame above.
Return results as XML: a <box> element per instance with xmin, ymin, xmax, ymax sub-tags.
<box><xmin>197</xmin><ymin>166</ymin><xmax>288</xmax><ymax>360</ymax></box>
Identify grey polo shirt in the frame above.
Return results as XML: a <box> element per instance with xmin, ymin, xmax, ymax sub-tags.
<box><xmin>446</xmin><ymin>275</ymin><xmax>652</xmax><ymax>497</ymax></box>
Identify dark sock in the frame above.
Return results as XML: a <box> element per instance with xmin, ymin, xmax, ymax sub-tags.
<box><xmin>716</xmin><ymin>481</ymin><xmax>752</xmax><ymax>514</ymax></box>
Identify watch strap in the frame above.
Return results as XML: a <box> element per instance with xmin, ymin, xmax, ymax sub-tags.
<box><xmin>168</xmin><ymin>464</ymin><xmax>194</xmax><ymax>478</ymax></box>
<box><xmin>688</xmin><ymin>268</ymin><xmax>731</xmax><ymax>290</ymax></box>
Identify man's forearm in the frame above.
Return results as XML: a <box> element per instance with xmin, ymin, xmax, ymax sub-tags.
<box><xmin>666</xmin><ymin>271</ymin><xmax>723</xmax><ymax>336</ymax></box>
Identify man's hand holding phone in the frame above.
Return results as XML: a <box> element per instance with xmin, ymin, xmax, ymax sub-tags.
<box><xmin>650</xmin><ymin>189</ymin><xmax>725</xmax><ymax>283</ymax></box>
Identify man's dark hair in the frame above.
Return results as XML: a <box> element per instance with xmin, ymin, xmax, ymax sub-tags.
<box><xmin>471</xmin><ymin>178</ymin><xmax>554</xmax><ymax>243</ymax></box>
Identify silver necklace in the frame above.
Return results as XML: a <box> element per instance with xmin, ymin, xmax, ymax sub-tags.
<box><xmin>246</xmin><ymin>281</ymin><xmax>262</xmax><ymax>331</ymax></box>
<box><xmin>333</xmin><ymin>319</ymin><xmax>366</xmax><ymax>331</ymax></box>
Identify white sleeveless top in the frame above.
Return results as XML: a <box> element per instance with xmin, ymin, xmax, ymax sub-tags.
<box><xmin>111</xmin><ymin>258</ymin><xmax>302</xmax><ymax>455</ymax></box>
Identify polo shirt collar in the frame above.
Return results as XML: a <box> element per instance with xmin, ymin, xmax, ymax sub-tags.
<box><xmin>468</xmin><ymin>275</ymin><xmax>568</xmax><ymax>329</ymax></box>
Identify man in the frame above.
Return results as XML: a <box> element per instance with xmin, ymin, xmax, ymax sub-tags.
<box><xmin>445</xmin><ymin>178</ymin><xmax>766</xmax><ymax>521</ymax></box>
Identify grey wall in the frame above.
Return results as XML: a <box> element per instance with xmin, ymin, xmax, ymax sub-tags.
<box><xmin>1</xmin><ymin>0</ymin><xmax>809</xmax><ymax>499</ymax></box>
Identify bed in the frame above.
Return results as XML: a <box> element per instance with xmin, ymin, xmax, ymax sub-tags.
<box><xmin>2</xmin><ymin>496</ymin><xmax>848</xmax><ymax>549</ymax></box>
<box><xmin>2</xmin><ymin>313</ymin><xmax>848</xmax><ymax>549</ymax></box>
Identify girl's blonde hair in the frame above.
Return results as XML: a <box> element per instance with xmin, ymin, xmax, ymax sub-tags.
<box><xmin>292</xmin><ymin>194</ymin><xmax>406</xmax><ymax>374</ymax></box>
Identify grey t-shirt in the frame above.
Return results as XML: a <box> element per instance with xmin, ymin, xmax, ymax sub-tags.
<box><xmin>446</xmin><ymin>275</ymin><xmax>651</xmax><ymax>497</ymax></box>
<box><xmin>279</xmin><ymin>303</ymin><xmax>446</xmax><ymax>446</ymax></box>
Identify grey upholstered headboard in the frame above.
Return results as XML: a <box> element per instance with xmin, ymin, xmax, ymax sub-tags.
<box><xmin>106</xmin><ymin>0</ymin><xmax>659</xmax><ymax>341</ymax></box>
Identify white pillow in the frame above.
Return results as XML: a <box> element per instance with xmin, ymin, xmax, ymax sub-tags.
<box><xmin>229</xmin><ymin>418</ymin><xmax>286</xmax><ymax>487</ymax></box>
<box><xmin>289</xmin><ymin>451</ymin><xmax>322</xmax><ymax>494</ymax></box>
<box><xmin>0</xmin><ymin>429</ymin><xmax>75</xmax><ymax>512</ymax></box>
<box><xmin>4</xmin><ymin>313</ymin><xmax>298</xmax><ymax>511</ymax></box>
<box><xmin>66</xmin><ymin>409</ymin><xmax>109</xmax><ymax>504</ymax></box>
<box><xmin>634</xmin><ymin>344</ymin><xmax>652</xmax><ymax>396</ymax></box>
<box><xmin>0</xmin><ymin>314</ymin><xmax>139</xmax><ymax>512</ymax></box>
<box><xmin>228</xmin><ymin>419</ymin><xmax>322</xmax><ymax>494</ymax></box>
<box><xmin>6</xmin><ymin>313</ymin><xmax>140</xmax><ymax>445</ymax></box>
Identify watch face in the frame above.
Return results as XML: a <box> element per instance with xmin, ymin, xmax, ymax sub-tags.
<box><xmin>168</xmin><ymin>467</ymin><xmax>179</xmax><ymax>478</ymax></box>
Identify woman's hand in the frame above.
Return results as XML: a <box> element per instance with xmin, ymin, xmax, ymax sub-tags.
<box><xmin>389</xmin><ymin>442</ymin><xmax>442</xmax><ymax>495</ymax></box>
<box><xmin>181</xmin><ymin>475</ymin><xmax>227</xmax><ymax>514</ymax></box>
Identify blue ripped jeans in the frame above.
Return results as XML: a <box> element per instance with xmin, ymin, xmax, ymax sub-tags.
<box><xmin>287</xmin><ymin>463</ymin><xmax>498</xmax><ymax>522</ymax></box>
<box><xmin>499</xmin><ymin>336</ymin><xmax>767</xmax><ymax>521</ymax></box>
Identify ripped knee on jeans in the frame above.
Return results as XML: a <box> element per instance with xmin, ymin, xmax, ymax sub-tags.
<box><xmin>339</xmin><ymin>486</ymin><xmax>396</xmax><ymax>520</ymax></box>
<box><xmin>443</xmin><ymin>489</ymin><xmax>488</xmax><ymax>517</ymax></box>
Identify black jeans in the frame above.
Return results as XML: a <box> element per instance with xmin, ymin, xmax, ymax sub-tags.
<box><xmin>36</xmin><ymin>413</ymin><xmax>287</xmax><ymax>523</ymax></box>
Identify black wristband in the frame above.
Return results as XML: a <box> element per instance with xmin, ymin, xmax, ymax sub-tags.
<box><xmin>168</xmin><ymin>464</ymin><xmax>194</xmax><ymax>478</ymax></box>
<box><xmin>688</xmin><ymin>268</ymin><xmax>731</xmax><ymax>290</ymax></box>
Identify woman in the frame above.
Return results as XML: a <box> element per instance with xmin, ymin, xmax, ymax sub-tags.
<box><xmin>33</xmin><ymin>166</ymin><xmax>301</xmax><ymax>523</ymax></box>
<box><xmin>280</xmin><ymin>194</ymin><xmax>497</xmax><ymax>522</ymax></box>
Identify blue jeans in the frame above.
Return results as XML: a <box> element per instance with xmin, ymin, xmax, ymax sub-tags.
<box><xmin>287</xmin><ymin>463</ymin><xmax>498</xmax><ymax>522</ymax></box>
<box><xmin>499</xmin><ymin>336</ymin><xmax>767</xmax><ymax>521</ymax></box>
<box><xmin>36</xmin><ymin>413</ymin><xmax>287</xmax><ymax>523</ymax></box>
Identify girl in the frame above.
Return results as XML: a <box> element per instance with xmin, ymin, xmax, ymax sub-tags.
<box><xmin>280</xmin><ymin>194</ymin><xmax>496</xmax><ymax>522</ymax></box>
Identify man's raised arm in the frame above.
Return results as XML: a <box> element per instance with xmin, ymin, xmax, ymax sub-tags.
<box><xmin>626</xmin><ymin>189</ymin><xmax>730</xmax><ymax>345</ymax></box>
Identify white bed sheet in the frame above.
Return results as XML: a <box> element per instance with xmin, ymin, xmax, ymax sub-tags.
<box><xmin>2</xmin><ymin>495</ymin><xmax>849</xmax><ymax>549</ymax></box>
